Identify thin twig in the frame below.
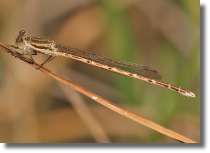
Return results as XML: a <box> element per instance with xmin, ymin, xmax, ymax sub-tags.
<box><xmin>0</xmin><ymin>42</ymin><xmax>197</xmax><ymax>143</ymax></box>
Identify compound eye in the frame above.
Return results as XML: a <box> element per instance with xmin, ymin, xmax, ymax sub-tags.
<box><xmin>16</xmin><ymin>37</ymin><xmax>22</xmax><ymax>42</ymax></box>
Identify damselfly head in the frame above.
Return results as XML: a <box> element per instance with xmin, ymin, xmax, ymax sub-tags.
<box><xmin>19</xmin><ymin>30</ymin><xmax>27</xmax><ymax>36</ymax></box>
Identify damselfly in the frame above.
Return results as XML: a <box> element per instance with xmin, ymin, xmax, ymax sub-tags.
<box><xmin>12</xmin><ymin>30</ymin><xmax>195</xmax><ymax>97</ymax></box>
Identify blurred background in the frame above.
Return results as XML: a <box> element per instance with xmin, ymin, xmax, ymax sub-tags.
<box><xmin>0</xmin><ymin>0</ymin><xmax>200</xmax><ymax>143</ymax></box>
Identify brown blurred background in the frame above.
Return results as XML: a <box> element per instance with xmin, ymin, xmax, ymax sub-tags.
<box><xmin>0</xmin><ymin>0</ymin><xmax>200</xmax><ymax>143</ymax></box>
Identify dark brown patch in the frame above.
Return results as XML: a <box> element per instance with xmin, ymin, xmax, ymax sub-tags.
<box><xmin>87</xmin><ymin>60</ymin><xmax>91</xmax><ymax>63</ymax></box>
<box><xmin>163</xmin><ymin>84</ymin><xmax>169</xmax><ymax>88</ymax></box>
<box><xmin>171</xmin><ymin>86</ymin><xmax>179</xmax><ymax>91</ymax></box>
<box><xmin>129</xmin><ymin>73</ymin><xmax>133</xmax><ymax>77</ymax></box>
